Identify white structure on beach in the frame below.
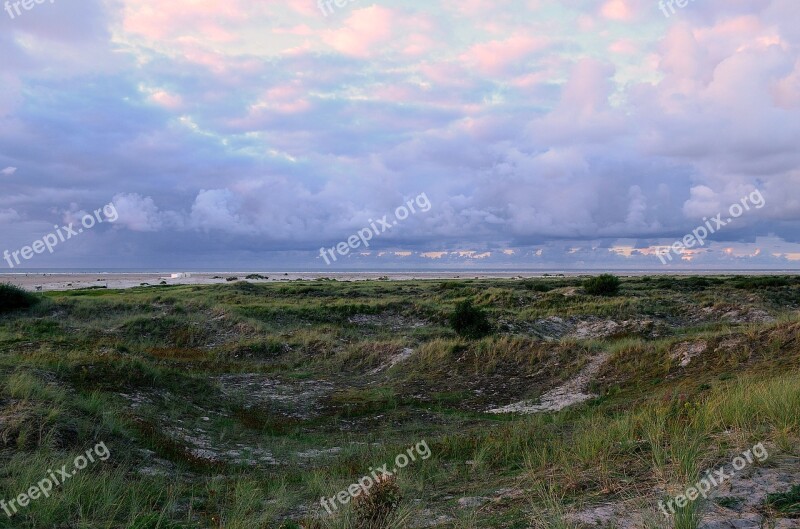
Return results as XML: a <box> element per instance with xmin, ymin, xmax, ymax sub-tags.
<box><xmin>162</xmin><ymin>273</ymin><xmax>192</xmax><ymax>279</ymax></box>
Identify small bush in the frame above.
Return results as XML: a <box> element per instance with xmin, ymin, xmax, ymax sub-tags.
<box><xmin>449</xmin><ymin>300</ymin><xmax>493</xmax><ymax>339</ymax></box>
<box><xmin>353</xmin><ymin>475</ymin><xmax>402</xmax><ymax>529</ymax></box>
<box><xmin>523</xmin><ymin>280</ymin><xmax>553</xmax><ymax>292</ymax></box>
<box><xmin>0</xmin><ymin>284</ymin><xmax>40</xmax><ymax>314</ymax></box>
<box><xmin>584</xmin><ymin>274</ymin><xmax>621</xmax><ymax>296</ymax></box>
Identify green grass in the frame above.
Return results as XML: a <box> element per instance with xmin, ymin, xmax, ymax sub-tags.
<box><xmin>765</xmin><ymin>484</ymin><xmax>800</xmax><ymax>516</ymax></box>
<box><xmin>0</xmin><ymin>276</ymin><xmax>798</xmax><ymax>528</ymax></box>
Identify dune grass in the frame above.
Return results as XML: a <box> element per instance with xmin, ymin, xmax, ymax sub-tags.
<box><xmin>0</xmin><ymin>276</ymin><xmax>798</xmax><ymax>528</ymax></box>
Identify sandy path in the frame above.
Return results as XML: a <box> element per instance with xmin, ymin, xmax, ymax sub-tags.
<box><xmin>488</xmin><ymin>352</ymin><xmax>610</xmax><ymax>414</ymax></box>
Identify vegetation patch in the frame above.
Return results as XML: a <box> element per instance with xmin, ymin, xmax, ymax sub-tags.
<box><xmin>449</xmin><ymin>300</ymin><xmax>493</xmax><ymax>339</ymax></box>
<box><xmin>353</xmin><ymin>475</ymin><xmax>403</xmax><ymax>528</ymax></box>
<box><xmin>329</xmin><ymin>387</ymin><xmax>398</xmax><ymax>417</ymax></box>
<box><xmin>766</xmin><ymin>484</ymin><xmax>800</xmax><ymax>517</ymax></box>
<box><xmin>0</xmin><ymin>276</ymin><xmax>798</xmax><ymax>528</ymax></box>
<box><xmin>0</xmin><ymin>283</ymin><xmax>40</xmax><ymax>314</ymax></box>
<box><xmin>583</xmin><ymin>274</ymin><xmax>621</xmax><ymax>296</ymax></box>
<box><xmin>122</xmin><ymin>316</ymin><xmax>210</xmax><ymax>347</ymax></box>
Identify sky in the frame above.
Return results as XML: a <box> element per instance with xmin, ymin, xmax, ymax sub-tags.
<box><xmin>1</xmin><ymin>0</ymin><xmax>799</xmax><ymax>270</ymax></box>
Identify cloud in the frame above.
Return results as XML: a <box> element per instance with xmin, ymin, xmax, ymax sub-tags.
<box><xmin>321</xmin><ymin>6</ymin><xmax>396</xmax><ymax>57</ymax></box>
<box><xmin>111</xmin><ymin>193</ymin><xmax>182</xmax><ymax>232</ymax></box>
<box><xmin>0</xmin><ymin>0</ymin><xmax>797</xmax><ymax>268</ymax></box>
<box><xmin>0</xmin><ymin>208</ymin><xmax>20</xmax><ymax>223</ymax></box>
<box><xmin>1</xmin><ymin>167</ymin><xmax>17</xmax><ymax>176</ymax></box>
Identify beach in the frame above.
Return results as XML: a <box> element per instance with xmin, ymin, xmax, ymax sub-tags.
<box><xmin>2</xmin><ymin>270</ymin><xmax>797</xmax><ymax>292</ymax></box>
<box><xmin>0</xmin><ymin>271</ymin><xmax>552</xmax><ymax>292</ymax></box>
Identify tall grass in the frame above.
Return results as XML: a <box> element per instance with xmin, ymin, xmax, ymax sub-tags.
<box><xmin>517</xmin><ymin>373</ymin><xmax>800</xmax><ymax>526</ymax></box>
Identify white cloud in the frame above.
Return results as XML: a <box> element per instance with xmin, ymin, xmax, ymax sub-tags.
<box><xmin>111</xmin><ymin>193</ymin><xmax>181</xmax><ymax>232</ymax></box>
<box><xmin>0</xmin><ymin>208</ymin><xmax>20</xmax><ymax>223</ymax></box>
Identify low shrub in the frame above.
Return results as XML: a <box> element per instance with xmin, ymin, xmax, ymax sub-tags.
<box><xmin>523</xmin><ymin>280</ymin><xmax>553</xmax><ymax>292</ymax></box>
<box><xmin>353</xmin><ymin>475</ymin><xmax>402</xmax><ymax>529</ymax></box>
<box><xmin>0</xmin><ymin>283</ymin><xmax>40</xmax><ymax>314</ymax></box>
<box><xmin>449</xmin><ymin>300</ymin><xmax>493</xmax><ymax>339</ymax></box>
<box><xmin>584</xmin><ymin>274</ymin><xmax>621</xmax><ymax>296</ymax></box>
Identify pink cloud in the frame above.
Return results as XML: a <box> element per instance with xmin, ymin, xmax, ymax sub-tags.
<box><xmin>609</xmin><ymin>39</ymin><xmax>638</xmax><ymax>55</ymax></box>
<box><xmin>149</xmin><ymin>90</ymin><xmax>184</xmax><ymax>109</ymax></box>
<box><xmin>461</xmin><ymin>34</ymin><xmax>549</xmax><ymax>75</ymax></box>
<box><xmin>772</xmin><ymin>58</ymin><xmax>800</xmax><ymax>108</ymax></box>
<box><xmin>600</xmin><ymin>0</ymin><xmax>633</xmax><ymax>21</ymax></box>
<box><xmin>259</xmin><ymin>82</ymin><xmax>312</xmax><ymax>114</ymax></box>
<box><xmin>321</xmin><ymin>6</ymin><xmax>395</xmax><ymax>58</ymax></box>
<box><xmin>401</xmin><ymin>34</ymin><xmax>437</xmax><ymax>57</ymax></box>
<box><xmin>285</xmin><ymin>0</ymin><xmax>321</xmax><ymax>17</ymax></box>
<box><xmin>122</xmin><ymin>0</ymin><xmax>249</xmax><ymax>42</ymax></box>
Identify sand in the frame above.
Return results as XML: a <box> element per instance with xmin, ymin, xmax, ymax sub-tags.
<box><xmin>0</xmin><ymin>271</ymin><xmax>565</xmax><ymax>292</ymax></box>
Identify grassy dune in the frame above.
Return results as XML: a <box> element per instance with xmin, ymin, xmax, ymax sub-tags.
<box><xmin>0</xmin><ymin>276</ymin><xmax>799</xmax><ymax>528</ymax></box>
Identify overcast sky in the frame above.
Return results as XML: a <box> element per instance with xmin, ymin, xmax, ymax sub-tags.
<box><xmin>1</xmin><ymin>0</ymin><xmax>799</xmax><ymax>270</ymax></box>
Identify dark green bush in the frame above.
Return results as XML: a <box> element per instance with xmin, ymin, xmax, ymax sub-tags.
<box><xmin>523</xmin><ymin>280</ymin><xmax>553</xmax><ymax>292</ymax></box>
<box><xmin>584</xmin><ymin>274</ymin><xmax>621</xmax><ymax>296</ymax></box>
<box><xmin>449</xmin><ymin>300</ymin><xmax>493</xmax><ymax>339</ymax></box>
<box><xmin>0</xmin><ymin>283</ymin><xmax>40</xmax><ymax>314</ymax></box>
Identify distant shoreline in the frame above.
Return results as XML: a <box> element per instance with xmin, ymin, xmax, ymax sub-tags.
<box><xmin>2</xmin><ymin>270</ymin><xmax>799</xmax><ymax>292</ymax></box>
